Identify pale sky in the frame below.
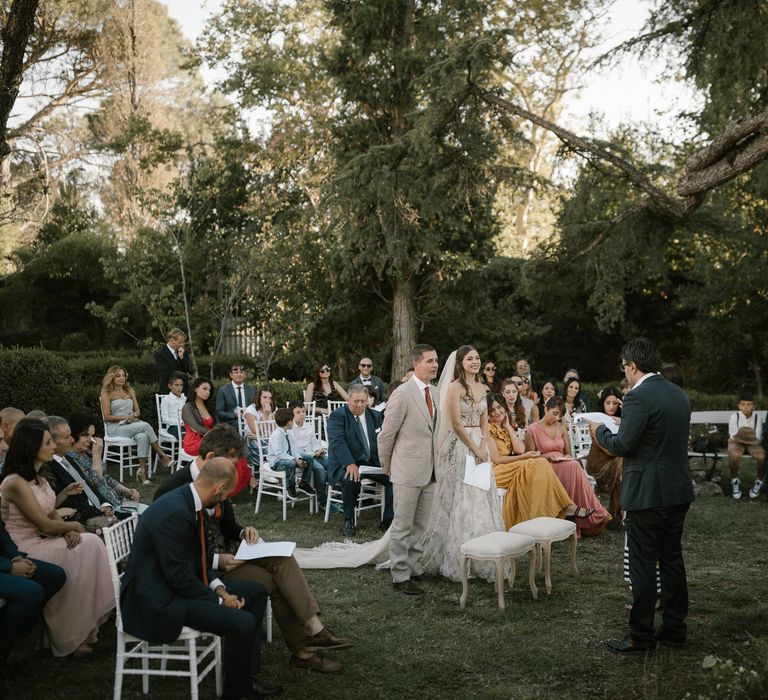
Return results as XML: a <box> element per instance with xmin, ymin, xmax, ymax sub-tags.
<box><xmin>162</xmin><ymin>0</ymin><xmax>702</xmax><ymax>139</ymax></box>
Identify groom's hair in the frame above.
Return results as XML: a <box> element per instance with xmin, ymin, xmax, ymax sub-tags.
<box><xmin>411</xmin><ymin>344</ymin><xmax>436</xmax><ymax>364</ymax></box>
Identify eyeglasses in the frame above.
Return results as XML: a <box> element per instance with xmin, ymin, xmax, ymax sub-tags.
<box><xmin>513</xmin><ymin>380</ymin><xmax>524</xmax><ymax>386</ymax></box>
<box><xmin>320</xmin><ymin>367</ymin><xmax>331</xmax><ymax>372</ymax></box>
<box><xmin>359</xmin><ymin>363</ymin><xmax>372</xmax><ymax>368</ymax></box>
<box><xmin>620</xmin><ymin>362</ymin><xmax>631</xmax><ymax>371</ymax></box>
<box><xmin>231</xmin><ymin>367</ymin><xmax>245</xmax><ymax>372</ymax></box>
<box><xmin>485</xmin><ymin>366</ymin><xmax>496</xmax><ymax>371</ymax></box>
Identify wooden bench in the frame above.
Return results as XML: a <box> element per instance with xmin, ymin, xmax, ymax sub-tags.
<box><xmin>689</xmin><ymin>410</ymin><xmax>766</xmax><ymax>475</ymax></box>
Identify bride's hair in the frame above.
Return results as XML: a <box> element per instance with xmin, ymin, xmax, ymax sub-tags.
<box><xmin>454</xmin><ymin>344</ymin><xmax>480</xmax><ymax>399</ymax></box>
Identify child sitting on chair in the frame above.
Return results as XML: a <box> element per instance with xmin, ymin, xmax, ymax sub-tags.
<box><xmin>728</xmin><ymin>393</ymin><xmax>765</xmax><ymax>500</ymax></box>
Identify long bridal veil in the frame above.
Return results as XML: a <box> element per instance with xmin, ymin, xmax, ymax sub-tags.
<box><xmin>295</xmin><ymin>348</ymin><xmax>456</xmax><ymax>571</ymax></box>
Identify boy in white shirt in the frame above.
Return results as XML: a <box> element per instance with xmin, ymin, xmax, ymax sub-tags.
<box><xmin>288</xmin><ymin>401</ymin><xmax>331</xmax><ymax>510</ymax></box>
<box><xmin>267</xmin><ymin>408</ymin><xmax>315</xmax><ymax>500</ymax></box>
<box><xmin>159</xmin><ymin>371</ymin><xmax>187</xmax><ymax>439</ymax></box>
<box><xmin>728</xmin><ymin>393</ymin><xmax>765</xmax><ymax>500</ymax></box>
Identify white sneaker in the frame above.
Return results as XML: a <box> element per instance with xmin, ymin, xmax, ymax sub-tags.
<box><xmin>750</xmin><ymin>479</ymin><xmax>763</xmax><ymax>499</ymax></box>
<box><xmin>732</xmin><ymin>478</ymin><xmax>742</xmax><ymax>500</ymax></box>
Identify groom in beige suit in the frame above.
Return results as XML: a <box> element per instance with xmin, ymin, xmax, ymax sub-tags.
<box><xmin>378</xmin><ymin>344</ymin><xmax>439</xmax><ymax>596</ymax></box>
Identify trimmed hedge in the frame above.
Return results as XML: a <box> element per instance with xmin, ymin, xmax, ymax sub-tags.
<box><xmin>0</xmin><ymin>347</ymin><xmax>308</xmax><ymax>430</ymax></box>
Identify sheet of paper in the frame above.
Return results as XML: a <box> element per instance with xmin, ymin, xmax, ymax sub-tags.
<box><xmin>359</xmin><ymin>465</ymin><xmax>384</xmax><ymax>475</ymax></box>
<box><xmin>574</xmin><ymin>412</ymin><xmax>620</xmax><ymax>434</ymax></box>
<box><xmin>463</xmin><ymin>455</ymin><xmax>492</xmax><ymax>491</ymax></box>
<box><xmin>235</xmin><ymin>540</ymin><xmax>296</xmax><ymax>560</ymax></box>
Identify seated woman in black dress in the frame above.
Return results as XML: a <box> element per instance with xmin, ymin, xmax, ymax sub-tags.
<box><xmin>304</xmin><ymin>363</ymin><xmax>348</xmax><ymax>415</ymax></box>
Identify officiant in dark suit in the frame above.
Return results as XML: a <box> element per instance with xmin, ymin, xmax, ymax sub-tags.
<box><xmin>588</xmin><ymin>337</ymin><xmax>694</xmax><ymax>654</ymax></box>
<box><xmin>152</xmin><ymin>424</ymin><xmax>352</xmax><ymax>674</ymax></box>
<box><xmin>120</xmin><ymin>458</ymin><xmax>280</xmax><ymax>699</ymax></box>
<box><xmin>153</xmin><ymin>328</ymin><xmax>192</xmax><ymax>395</ymax></box>
<box><xmin>327</xmin><ymin>385</ymin><xmax>394</xmax><ymax>537</ymax></box>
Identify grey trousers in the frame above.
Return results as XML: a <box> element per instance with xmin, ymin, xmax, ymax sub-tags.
<box><xmin>389</xmin><ymin>481</ymin><xmax>436</xmax><ymax>584</ymax></box>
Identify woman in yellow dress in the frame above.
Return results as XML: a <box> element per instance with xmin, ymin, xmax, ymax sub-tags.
<box><xmin>486</xmin><ymin>393</ymin><xmax>593</xmax><ymax>529</ymax></box>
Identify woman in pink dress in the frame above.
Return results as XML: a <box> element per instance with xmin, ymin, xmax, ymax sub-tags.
<box><xmin>0</xmin><ymin>419</ymin><xmax>114</xmax><ymax>657</ymax></box>
<box><xmin>525</xmin><ymin>397</ymin><xmax>611</xmax><ymax>536</ymax></box>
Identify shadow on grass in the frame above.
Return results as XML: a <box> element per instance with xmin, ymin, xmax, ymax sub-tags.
<box><xmin>8</xmin><ymin>461</ymin><xmax>768</xmax><ymax>699</ymax></box>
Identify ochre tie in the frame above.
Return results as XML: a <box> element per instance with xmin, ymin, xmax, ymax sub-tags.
<box><xmin>425</xmin><ymin>386</ymin><xmax>433</xmax><ymax>418</ymax></box>
<box><xmin>198</xmin><ymin>510</ymin><xmax>209</xmax><ymax>586</ymax></box>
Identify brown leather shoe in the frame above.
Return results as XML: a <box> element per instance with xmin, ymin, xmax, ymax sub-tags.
<box><xmin>289</xmin><ymin>653</ymin><xmax>343</xmax><ymax>673</ymax></box>
<box><xmin>303</xmin><ymin>626</ymin><xmax>353</xmax><ymax>652</ymax></box>
<box><xmin>392</xmin><ymin>580</ymin><xmax>424</xmax><ymax>595</ymax></box>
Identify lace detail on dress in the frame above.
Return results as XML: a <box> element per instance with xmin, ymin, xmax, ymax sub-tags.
<box><xmin>420</xmin><ymin>394</ymin><xmax>504</xmax><ymax>582</ymax></box>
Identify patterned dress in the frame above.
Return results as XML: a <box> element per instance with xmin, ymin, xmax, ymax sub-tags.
<box><xmin>421</xmin><ymin>395</ymin><xmax>504</xmax><ymax>582</ymax></box>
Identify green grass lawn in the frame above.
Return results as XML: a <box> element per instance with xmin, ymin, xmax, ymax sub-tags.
<box><xmin>8</xmin><ymin>461</ymin><xmax>768</xmax><ymax>699</ymax></box>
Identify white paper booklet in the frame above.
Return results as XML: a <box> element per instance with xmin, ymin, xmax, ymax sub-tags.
<box><xmin>358</xmin><ymin>465</ymin><xmax>384</xmax><ymax>475</ymax></box>
<box><xmin>463</xmin><ymin>455</ymin><xmax>492</xmax><ymax>491</ymax></box>
<box><xmin>235</xmin><ymin>540</ymin><xmax>296</xmax><ymax>560</ymax></box>
<box><xmin>574</xmin><ymin>412</ymin><xmax>620</xmax><ymax>434</ymax></box>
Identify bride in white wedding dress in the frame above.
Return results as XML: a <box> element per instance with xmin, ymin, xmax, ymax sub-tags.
<box><xmin>294</xmin><ymin>345</ymin><xmax>504</xmax><ymax>581</ymax></box>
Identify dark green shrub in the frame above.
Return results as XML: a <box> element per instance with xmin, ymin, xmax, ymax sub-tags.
<box><xmin>0</xmin><ymin>348</ymin><xmax>93</xmax><ymax>416</ymax></box>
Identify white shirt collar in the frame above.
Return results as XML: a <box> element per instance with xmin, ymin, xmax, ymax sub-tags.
<box><xmin>167</xmin><ymin>343</ymin><xmax>177</xmax><ymax>358</ymax></box>
<box><xmin>190</xmin><ymin>459</ymin><xmax>202</xmax><ymax>481</ymax></box>
<box><xmin>630</xmin><ymin>372</ymin><xmax>657</xmax><ymax>391</ymax></box>
<box><xmin>411</xmin><ymin>374</ymin><xmax>429</xmax><ymax>392</ymax></box>
<box><xmin>231</xmin><ymin>380</ymin><xmax>244</xmax><ymax>390</ymax></box>
<box><xmin>189</xmin><ymin>483</ymin><xmax>203</xmax><ymax>511</ymax></box>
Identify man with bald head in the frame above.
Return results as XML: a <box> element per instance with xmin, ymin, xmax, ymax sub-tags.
<box><xmin>348</xmin><ymin>356</ymin><xmax>387</xmax><ymax>404</ymax></box>
<box><xmin>0</xmin><ymin>407</ymin><xmax>25</xmax><ymax>471</ymax></box>
<box><xmin>121</xmin><ymin>457</ymin><xmax>279</xmax><ymax>698</ymax></box>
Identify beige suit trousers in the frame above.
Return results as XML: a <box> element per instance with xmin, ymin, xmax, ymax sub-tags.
<box><xmin>389</xmin><ymin>481</ymin><xmax>436</xmax><ymax>583</ymax></box>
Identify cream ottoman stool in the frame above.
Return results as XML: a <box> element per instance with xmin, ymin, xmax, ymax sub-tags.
<box><xmin>508</xmin><ymin>517</ymin><xmax>578</xmax><ymax>594</ymax></box>
<box><xmin>458</xmin><ymin>532</ymin><xmax>538</xmax><ymax>610</ymax></box>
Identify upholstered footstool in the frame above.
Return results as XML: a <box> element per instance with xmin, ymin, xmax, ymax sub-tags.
<box><xmin>458</xmin><ymin>532</ymin><xmax>538</xmax><ymax>610</ymax></box>
<box><xmin>508</xmin><ymin>517</ymin><xmax>578</xmax><ymax>594</ymax></box>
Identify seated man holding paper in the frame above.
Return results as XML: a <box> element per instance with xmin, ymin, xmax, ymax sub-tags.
<box><xmin>154</xmin><ymin>424</ymin><xmax>352</xmax><ymax>674</ymax></box>
<box><xmin>327</xmin><ymin>385</ymin><xmax>394</xmax><ymax>537</ymax></box>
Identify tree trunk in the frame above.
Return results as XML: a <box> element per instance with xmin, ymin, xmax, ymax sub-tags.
<box><xmin>0</xmin><ymin>0</ymin><xmax>40</xmax><ymax>165</ymax></box>
<box><xmin>391</xmin><ymin>276</ymin><xmax>416</xmax><ymax>381</ymax></box>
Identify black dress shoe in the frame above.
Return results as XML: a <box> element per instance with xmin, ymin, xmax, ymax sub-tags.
<box><xmin>606</xmin><ymin>635</ymin><xmax>656</xmax><ymax>654</ymax></box>
<box><xmin>252</xmin><ymin>679</ymin><xmax>282</xmax><ymax>696</ymax></box>
<box><xmin>341</xmin><ymin>519</ymin><xmax>356</xmax><ymax>537</ymax></box>
<box><xmin>392</xmin><ymin>580</ymin><xmax>424</xmax><ymax>596</ymax></box>
<box><xmin>379</xmin><ymin>518</ymin><xmax>393</xmax><ymax>531</ymax></box>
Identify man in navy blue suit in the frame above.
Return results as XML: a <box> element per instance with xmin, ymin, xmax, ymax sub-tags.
<box><xmin>120</xmin><ymin>458</ymin><xmax>279</xmax><ymax>699</ymax></box>
<box><xmin>0</xmin><ymin>517</ymin><xmax>66</xmax><ymax>698</ymax></box>
<box><xmin>589</xmin><ymin>337</ymin><xmax>693</xmax><ymax>654</ymax></box>
<box><xmin>215</xmin><ymin>363</ymin><xmax>257</xmax><ymax>429</ymax></box>
<box><xmin>327</xmin><ymin>385</ymin><xmax>394</xmax><ymax>537</ymax></box>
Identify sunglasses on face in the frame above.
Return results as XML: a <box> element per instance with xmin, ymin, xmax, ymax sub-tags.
<box><xmin>231</xmin><ymin>367</ymin><xmax>245</xmax><ymax>372</ymax></box>
<box><xmin>513</xmin><ymin>380</ymin><xmax>524</xmax><ymax>386</ymax></box>
<box><xmin>320</xmin><ymin>367</ymin><xmax>331</xmax><ymax>372</ymax></box>
<box><xmin>360</xmin><ymin>363</ymin><xmax>372</xmax><ymax>368</ymax></box>
<box><xmin>485</xmin><ymin>367</ymin><xmax>496</xmax><ymax>371</ymax></box>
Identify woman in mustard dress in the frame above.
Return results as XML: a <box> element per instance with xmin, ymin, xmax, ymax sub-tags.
<box><xmin>486</xmin><ymin>394</ymin><xmax>593</xmax><ymax>529</ymax></box>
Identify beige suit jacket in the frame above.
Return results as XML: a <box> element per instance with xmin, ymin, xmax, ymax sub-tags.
<box><xmin>378</xmin><ymin>377</ymin><xmax>438</xmax><ymax>487</ymax></box>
